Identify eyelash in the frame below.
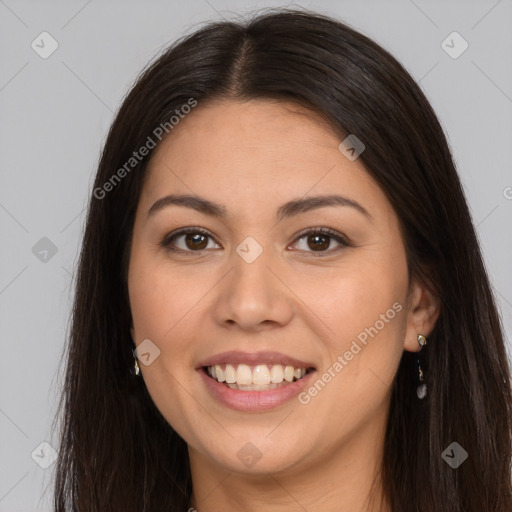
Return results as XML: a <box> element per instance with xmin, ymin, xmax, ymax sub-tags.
<box><xmin>160</xmin><ymin>226</ymin><xmax>351</xmax><ymax>257</ymax></box>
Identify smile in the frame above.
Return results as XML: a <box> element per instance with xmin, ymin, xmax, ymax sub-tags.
<box><xmin>205</xmin><ymin>363</ymin><xmax>313</xmax><ymax>391</ymax></box>
<box><xmin>197</xmin><ymin>350</ymin><xmax>317</xmax><ymax>410</ymax></box>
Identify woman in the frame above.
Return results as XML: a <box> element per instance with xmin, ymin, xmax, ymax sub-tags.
<box><xmin>52</xmin><ymin>8</ymin><xmax>512</xmax><ymax>512</ymax></box>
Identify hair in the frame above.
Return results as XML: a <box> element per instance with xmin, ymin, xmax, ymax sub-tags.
<box><xmin>52</xmin><ymin>7</ymin><xmax>512</xmax><ymax>511</ymax></box>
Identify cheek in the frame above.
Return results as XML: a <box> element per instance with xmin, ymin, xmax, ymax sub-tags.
<box><xmin>128</xmin><ymin>269</ymin><xmax>172</xmax><ymax>339</ymax></box>
<box><xmin>296</xmin><ymin>253</ymin><xmax>407</xmax><ymax>346</ymax></box>
<box><xmin>290</xmin><ymin>247</ymin><xmax>409</xmax><ymax>398</ymax></box>
<box><xmin>128</xmin><ymin>251</ymin><xmax>203</xmax><ymax>342</ymax></box>
<box><xmin>290</xmin><ymin>279</ymin><xmax>406</xmax><ymax>438</ymax></box>
<box><xmin>128</xmin><ymin>254</ymin><xmax>204</xmax><ymax>435</ymax></box>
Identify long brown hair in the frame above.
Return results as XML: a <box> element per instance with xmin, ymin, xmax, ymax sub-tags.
<box><xmin>52</xmin><ymin>8</ymin><xmax>512</xmax><ymax>511</ymax></box>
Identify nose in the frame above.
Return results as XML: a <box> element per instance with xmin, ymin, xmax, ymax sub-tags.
<box><xmin>211</xmin><ymin>242</ymin><xmax>294</xmax><ymax>332</ymax></box>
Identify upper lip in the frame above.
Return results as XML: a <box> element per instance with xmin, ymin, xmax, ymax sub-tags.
<box><xmin>197</xmin><ymin>351</ymin><xmax>316</xmax><ymax>370</ymax></box>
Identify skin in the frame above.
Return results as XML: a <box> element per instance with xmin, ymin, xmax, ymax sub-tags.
<box><xmin>128</xmin><ymin>99</ymin><xmax>440</xmax><ymax>512</ymax></box>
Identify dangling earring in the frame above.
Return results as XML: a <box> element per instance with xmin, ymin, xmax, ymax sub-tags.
<box><xmin>416</xmin><ymin>334</ymin><xmax>427</xmax><ymax>399</ymax></box>
<box><xmin>132</xmin><ymin>348</ymin><xmax>140</xmax><ymax>376</ymax></box>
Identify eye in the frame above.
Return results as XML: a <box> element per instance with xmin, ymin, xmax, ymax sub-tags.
<box><xmin>290</xmin><ymin>227</ymin><xmax>350</xmax><ymax>255</ymax></box>
<box><xmin>161</xmin><ymin>227</ymin><xmax>220</xmax><ymax>254</ymax></box>
<box><xmin>161</xmin><ymin>226</ymin><xmax>350</xmax><ymax>256</ymax></box>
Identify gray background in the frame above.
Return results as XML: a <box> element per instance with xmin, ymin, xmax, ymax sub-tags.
<box><xmin>1</xmin><ymin>0</ymin><xmax>511</xmax><ymax>510</ymax></box>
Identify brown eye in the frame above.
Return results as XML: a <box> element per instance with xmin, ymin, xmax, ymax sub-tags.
<box><xmin>184</xmin><ymin>232</ymin><xmax>208</xmax><ymax>250</ymax></box>
<box><xmin>306</xmin><ymin>233</ymin><xmax>330</xmax><ymax>251</ymax></box>
<box><xmin>162</xmin><ymin>228</ymin><xmax>220</xmax><ymax>253</ymax></box>
<box><xmin>291</xmin><ymin>228</ymin><xmax>349</xmax><ymax>255</ymax></box>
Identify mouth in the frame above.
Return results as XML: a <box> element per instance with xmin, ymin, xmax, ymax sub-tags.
<box><xmin>201</xmin><ymin>363</ymin><xmax>316</xmax><ymax>391</ymax></box>
<box><xmin>197</xmin><ymin>352</ymin><xmax>317</xmax><ymax>411</ymax></box>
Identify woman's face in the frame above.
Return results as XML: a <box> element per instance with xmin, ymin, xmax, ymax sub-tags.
<box><xmin>128</xmin><ymin>99</ymin><xmax>432</xmax><ymax>477</ymax></box>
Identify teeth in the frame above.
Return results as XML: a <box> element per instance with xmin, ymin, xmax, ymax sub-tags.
<box><xmin>270</xmin><ymin>364</ymin><xmax>284</xmax><ymax>383</ymax></box>
<box><xmin>224</xmin><ymin>364</ymin><xmax>236</xmax><ymax>384</ymax></box>
<box><xmin>253</xmin><ymin>365</ymin><xmax>271</xmax><ymax>385</ymax></box>
<box><xmin>225</xmin><ymin>382</ymin><xmax>288</xmax><ymax>391</ymax></box>
<box><xmin>214</xmin><ymin>364</ymin><xmax>225</xmax><ymax>382</ymax></box>
<box><xmin>284</xmin><ymin>365</ymin><xmax>295</xmax><ymax>382</ymax></box>
<box><xmin>236</xmin><ymin>364</ymin><xmax>252</xmax><ymax>385</ymax></box>
<box><xmin>206</xmin><ymin>363</ymin><xmax>309</xmax><ymax>386</ymax></box>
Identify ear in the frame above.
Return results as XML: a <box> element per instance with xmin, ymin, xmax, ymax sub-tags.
<box><xmin>403</xmin><ymin>278</ymin><xmax>440</xmax><ymax>353</ymax></box>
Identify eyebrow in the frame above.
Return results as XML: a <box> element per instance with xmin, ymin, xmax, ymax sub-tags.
<box><xmin>146</xmin><ymin>193</ymin><xmax>372</xmax><ymax>222</ymax></box>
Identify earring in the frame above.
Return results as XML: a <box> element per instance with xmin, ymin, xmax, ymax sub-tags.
<box><xmin>132</xmin><ymin>348</ymin><xmax>140</xmax><ymax>376</ymax></box>
<box><xmin>416</xmin><ymin>334</ymin><xmax>427</xmax><ymax>399</ymax></box>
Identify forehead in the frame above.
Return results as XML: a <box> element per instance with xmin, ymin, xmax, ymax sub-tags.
<box><xmin>148</xmin><ymin>99</ymin><xmax>342</xmax><ymax>170</ymax></box>
<box><xmin>140</xmin><ymin>99</ymin><xmax>391</xmax><ymax>223</ymax></box>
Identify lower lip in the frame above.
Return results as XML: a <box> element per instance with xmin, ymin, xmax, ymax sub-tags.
<box><xmin>198</xmin><ymin>368</ymin><xmax>316</xmax><ymax>411</ymax></box>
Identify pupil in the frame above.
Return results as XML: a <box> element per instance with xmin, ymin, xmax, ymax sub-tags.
<box><xmin>309</xmin><ymin>234</ymin><xmax>329</xmax><ymax>251</ymax></box>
